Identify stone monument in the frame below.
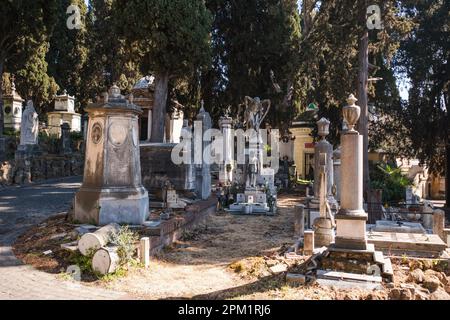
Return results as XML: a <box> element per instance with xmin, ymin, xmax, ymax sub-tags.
<box><xmin>130</xmin><ymin>76</ymin><xmax>155</xmax><ymax>141</ymax></box>
<box><xmin>60</xmin><ymin>123</ymin><xmax>72</xmax><ymax>155</ymax></box>
<box><xmin>228</xmin><ymin>97</ymin><xmax>277</xmax><ymax>215</ymax></box>
<box><xmin>74</xmin><ymin>85</ymin><xmax>149</xmax><ymax>225</ymax></box>
<box><xmin>312</xmin><ymin>152</ymin><xmax>336</xmax><ymax>246</ymax></box>
<box><xmin>219</xmin><ymin>115</ymin><xmax>234</xmax><ymax>184</ymax></box>
<box><xmin>16</xmin><ymin>100</ymin><xmax>40</xmax><ymax>158</ymax></box>
<box><xmin>312</xmin><ymin>118</ymin><xmax>335</xmax><ymax>206</ymax></box>
<box><xmin>3</xmin><ymin>75</ymin><xmax>24</xmax><ymax>132</ymax></box>
<box><xmin>317</xmin><ymin>95</ymin><xmax>393</xmax><ymax>282</ymax></box>
<box><xmin>47</xmin><ymin>90</ymin><xmax>81</xmax><ymax>136</ymax></box>
<box><xmin>195</xmin><ymin>102</ymin><xmax>212</xmax><ymax>200</ymax></box>
<box><xmin>334</xmin><ymin>94</ymin><xmax>367</xmax><ymax>250</ymax></box>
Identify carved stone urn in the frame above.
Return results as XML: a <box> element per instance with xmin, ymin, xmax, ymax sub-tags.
<box><xmin>342</xmin><ymin>94</ymin><xmax>360</xmax><ymax>133</ymax></box>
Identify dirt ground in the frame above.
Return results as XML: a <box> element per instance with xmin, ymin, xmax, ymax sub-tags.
<box><xmin>13</xmin><ymin>194</ymin><xmax>450</xmax><ymax>300</ymax></box>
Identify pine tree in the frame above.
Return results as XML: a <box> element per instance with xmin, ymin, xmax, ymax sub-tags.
<box><xmin>202</xmin><ymin>0</ymin><xmax>301</xmax><ymax>128</ymax></box>
<box><xmin>0</xmin><ymin>0</ymin><xmax>57</xmax><ymax>133</ymax></box>
<box><xmin>114</xmin><ymin>0</ymin><xmax>213</xmax><ymax>142</ymax></box>
<box><xmin>46</xmin><ymin>0</ymin><xmax>89</xmax><ymax>110</ymax></box>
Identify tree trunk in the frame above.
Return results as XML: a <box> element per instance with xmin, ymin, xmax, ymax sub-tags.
<box><xmin>302</xmin><ymin>0</ymin><xmax>313</xmax><ymax>37</ymax></box>
<box><xmin>446</xmin><ymin>134</ymin><xmax>450</xmax><ymax>209</ymax></box>
<box><xmin>150</xmin><ymin>71</ymin><xmax>170</xmax><ymax>143</ymax></box>
<box><xmin>78</xmin><ymin>223</ymin><xmax>120</xmax><ymax>256</ymax></box>
<box><xmin>357</xmin><ymin>0</ymin><xmax>370</xmax><ymax>201</ymax></box>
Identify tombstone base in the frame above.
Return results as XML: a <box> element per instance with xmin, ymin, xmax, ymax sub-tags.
<box><xmin>335</xmin><ymin>216</ymin><xmax>367</xmax><ymax>250</ymax></box>
<box><xmin>320</xmin><ymin>243</ymin><xmax>393</xmax><ymax>282</ymax></box>
<box><xmin>74</xmin><ymin>187</ymin><xmax>149</xmax><ymax>226</ymax></box>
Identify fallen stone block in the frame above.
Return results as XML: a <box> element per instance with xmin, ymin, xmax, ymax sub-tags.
<box><xmin>286</xmin><ymin>273</ymin><xmax>306</xmax><ymax>286</ymax></box>
<box><xmin>269</xmin><ymin>264</ymin><xmax>287</xmax><ymax>274</ymax></box>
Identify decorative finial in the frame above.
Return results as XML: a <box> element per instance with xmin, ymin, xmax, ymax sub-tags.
<box><xmin>317</xmin><ymin>117</ymin><xmax>330</xmax><ymax>139</ymax></box>
<box><xmin>342</xmin><ymin>94</ymin><xmax>361</xmax><ymax>133</ymax></box>
<box><xmin>109</xmin><ymin>84</ymin><xmax>121</xmax><ymax>98</ymax></box>
<box><xmin>200</xmin><ymin>100</ymin><xmax>205</xmax><ymax>112</ymax></box>
<box><xmin>347</xmin><ymin>94</ymin><xmax>358</xmax><ymax>106</ymax></box>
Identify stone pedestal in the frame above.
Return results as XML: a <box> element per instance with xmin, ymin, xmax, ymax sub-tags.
<box><xmin>74</xmin><ymin>85</ymin><xmax>149</xmax><ymax>226</ymax></box>
<box><xmin>219</xmin><ymin>116</ymin><xmax>234</xmax><ymax>184</ymax></box>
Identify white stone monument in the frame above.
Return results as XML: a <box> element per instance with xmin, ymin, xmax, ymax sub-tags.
<box><xmin>74</xmin><ymin>85</ymin><xmax>149</xmax><ymax>225</ymax></box>
<box><xmin>219</xmin><ymin>115</ymin><xmax>234</xmax><ymax>184</ymax></box>
<box><xmin>47</xmin><ymin>90</ymin><xmax>81</xmax><ymax>136</ymax></box>
<box><xmin>3</xmin><ymin>76</ymin><xmax>24</xmax><ymax>132</ymax></box>
<box><xmin>15</xmin><ymin>100</ymin><xmax>41</xmax><ymax>160</ymax></box>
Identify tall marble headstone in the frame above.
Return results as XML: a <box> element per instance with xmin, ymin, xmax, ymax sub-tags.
<box><xmin>335</xmin><ymin>95</ymin><xmax>367</xmax><ymax>250</ymax></box>
<box><xmin>74</xmin><ymin>85</ymin><xmax>149</xmax><ymax>225</ymax></box>
<box><xmin>195</xmin><ymin>103</ymin><xmax>212</xmax><ymax>200</ymax></box>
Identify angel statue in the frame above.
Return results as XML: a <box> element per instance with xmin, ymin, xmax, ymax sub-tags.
<box><xmin>243</xmin><ymin>96</ymin><xmax>271</xmax><ymax>132</ymax></box>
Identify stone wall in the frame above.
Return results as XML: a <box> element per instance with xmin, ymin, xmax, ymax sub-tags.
<box><xmin>140</xmin><ymin>143</ymin><xmax>195</xmax><ymax>194</ymax></box>
<box><xmin>0</xmin><ymin>154</ymin><xmax>84</xmax><ymax>186</ymax></box>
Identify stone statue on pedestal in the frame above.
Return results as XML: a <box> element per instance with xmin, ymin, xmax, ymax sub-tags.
<box><xmin>20</xmin><ymin>100</ymin><xmax>39</xmax><ymax>146</ymax></box>
<box><xmin>243</xmin><ymin>96</ymin><xmax>271</xmax><ymax>132</ymax></box>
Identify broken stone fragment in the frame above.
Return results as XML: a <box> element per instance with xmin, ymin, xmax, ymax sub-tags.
<box><xmin>269</xmin><ymin>264</ymin><xmax>287</xmax><ymax>274</ymax></box>
<box><xmin>422</xmin><ymin>274</ymin><xmax>440</xmax><ymax>292</ymax></box>
<box><xmin>389</xmin><ymin>288</ymin><xmax>413</xmax><ymax>300</ymax></box>
<box><xmin>429</xmin><ymin>287</ymin><xmax>450</xmax><ymax>300</ymax></box>
<box><xmin>407</xmin><ymin>269</ymin><xmax>425</xmax><ymax>283</ymax></box>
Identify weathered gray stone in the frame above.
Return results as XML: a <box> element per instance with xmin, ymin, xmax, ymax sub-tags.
<box><xmin>74</xmin><ymin>85</ymin><xmax>149</xmax><ymax>226</ymax></box>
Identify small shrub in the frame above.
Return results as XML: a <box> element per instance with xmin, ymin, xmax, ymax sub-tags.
<box><xmin>109</xmin><ymin>226</ymin><xmax>139</xmax><ymax>267</ymax></box>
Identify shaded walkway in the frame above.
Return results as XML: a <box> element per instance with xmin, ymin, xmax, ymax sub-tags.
<box><xmin>0</xmin><ymin>177</ymin><xmax>127</xmax><ymax>299</ymax></box>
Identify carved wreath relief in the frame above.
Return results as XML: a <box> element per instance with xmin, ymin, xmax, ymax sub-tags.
<box><xmin>91</xmin><ymin>123</ymin><xmax>103</xmax><ymax>144</ymax></box>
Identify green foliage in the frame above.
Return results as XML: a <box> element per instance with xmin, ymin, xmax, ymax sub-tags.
<box><xmin>0</xmin><ymin>0</ymin><xmax>58</xmax><ymax>130</ymax></box>
<box><xmin>38</xmin><ymin>132</ymin><xmax>60</xmax><ymax>154</ymax></box>
<box><xmin>70</xmin><ymin>250</ymin><xmax>94</xmax><ymax>274</ymax></box>
<box><xmin>47</xmin><ymin>0</ymin><xmax>89</xmax><ymax>110</ymax></box>
<box><xmin>109</xmin><ymin>226</ymin><xmax>139</xmax><ymax>267</ymax></box>
<box><xmin>70</xmin><ymin>131</ymin><xmax>84</xmax><ymax>141</ymax></box>
<box><xmin>370</xmin><ymin>162</ymin><xmax>413</xmax><ymax>203</ymax></box>
<box><xmin>202</xmin><ymin>0</ymin><xmax>302</xmax><ymax>125</ymax></box>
